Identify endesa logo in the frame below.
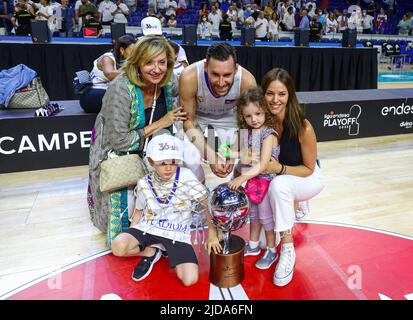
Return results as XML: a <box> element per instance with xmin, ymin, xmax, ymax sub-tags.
<box><xmin>323</xmin><ymin>104</ymin><xmax>361</xmax><ymax>136</ymax></box>
<box><xmin>381</xmin><ymin>102</ymin><xmax>413</xmax><ymax>116</ymax></box>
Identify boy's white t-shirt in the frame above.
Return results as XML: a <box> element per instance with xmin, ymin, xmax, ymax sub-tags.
<box><xmin>132</xmin><ymin>167</ymin><xmax>208</xmax><ymax>245</ymax></box>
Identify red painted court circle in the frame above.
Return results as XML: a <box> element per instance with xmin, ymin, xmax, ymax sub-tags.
<box><xmin>4</xmin><ymin>222</ymin><xmax>413</xmax><ymax>300</ymax></box>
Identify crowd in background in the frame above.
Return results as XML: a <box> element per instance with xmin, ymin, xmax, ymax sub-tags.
<box><xmin>1</xmin><ymin>0</ymin><xmax>413</xmax><ymax>38</ymax></box>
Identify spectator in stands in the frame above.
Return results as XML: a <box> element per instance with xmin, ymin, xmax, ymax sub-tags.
<box><xmin>376</xmin><ymin>7</ymin><xmax>387</xmax><ymax>34</ymax></box>
<box><xmin>237</xmin><ymin>4</ymin><xmax>245</xmax><ymax>23</ymax></box>
<box><xmin>167</xmin><ymin>13</ymin><xmax>177</xmax><ymax>27</ymax></box>
<box><xmin>325</xmin><ymin>11</ymin><xmax>337</xmax><ymax>34</ymax></box>
<box><xmin>298</xmin><ymin>8</ymin><xmax>309</xmax><ymax>30</ymax></box>
<box><xmin>349</xmin><ymin>9</ymin><xmax>363</xmax><ymax>33</ymax></box>
<box><xmin>208</xmin><ymin>5</ymin><xmax>221</xmax><ymax>35</ymax></box>
<box><xmin>158</xmin><ymin>0</ymin><xmax>168</xmax><ymax>13</ymax></box>
<box><xmin>78</xmin><ymin>0</ymin><xmax>99</xmax><ymax>27</ymax></box>
<box><xmin>282</xmin><ymin>6</ymin><xmax>295</xmax><ymax>31</ymax></box>
<box><xmin>176</xmin><ymin>0</ymin><xmax>186</xmax><ymax>15</ymax></box>
<box><xmin>361</xmin><ymin>9</ymin><xmax>374</xmax><ymax>34</ymax></box>
<box><xmin>98</xmin><ymin>0</ymin><xmax>116</xmax><ymax>25</ymax></box>
<box><xmin>261</xmin><ymin>68</ymin><xmax>324</xmax><ymax>288</ymax></box>
<box><xmin>397</xmin><ymin>14</ymin><xmax>411</xmax><ymax>36</ymax></box>
<box><xmin>348</xmin><ymin>10</ymin><xmax>357</xmax><ymax>31</ymax></box>
<box><xmin>251</xmin><ymin>3</ymin><xmax>260</xmax><ymax>20</ymax></box>
<box><xmin>382</xmin><ymin>0</ymin><xmax>395</xmax><ymax>16</ymax></box>
<box><xmin>255</xmin><ymin>10</ymin><xmax>268</xmax><ymax>41</ymax></box>
<box><xmin>74</xmin><ymin>0</ymin><xmax>88</xmax><ymax>31</ymax></box>
<box><xmin>148</xmin><ymin>0</ymin><xmax>157</xmax><ymax>13</ymax></box>
<box><xmin>245</xmin><ymin>15</ymin><xmax>255</xmax><ymax>28</ymax></box>
<box><xmin>227</xmin><ymin>2</ymin><xmax>238</xmax><ymax>22</ymax></box>
<box><xmin>337</xmin><ymin>9</ymin><xmax>349</xmax><ymax>33</ymax></box>
<box><xmin>268</xmin><ymin>11</ymin><xmax>280</xmax><ymax>42</ymax></box>
<box><xmin>309</xmin><ymin>14</ymin><xmax>322</xmax><ymax>42</ymax></box>
<box><xmin>157</xmin><ymin>11</ymin><xmax>166</xmax><ymax>26</ymax></box>
<box><xmin>34</xmin><ymin>0</ymin><xmax>58</xmax><ymax>33</ymax></box>
<box><xmin>11</xmin><ymin>2</ymin><xmax>35</xmax><ymax>36</ymax></box>
<box><xmin>59</xmin><ymin>0</ymin><xmax>75</xmax><ymax>37</ymax></box>
<box><xmin>124</xmin><ymin>0</ymin><xmax>137</xmax><ymax>15</ymax></box>
<box><xmin>219</xmin><ymin>13</ymin><xmax>232</xmax><ymax>40</ymax></box>
<box><xmin>79</xmin><ymin>34</ymin><xmax>136</xmax><ymax>113</ymax></box>
<box><xmin>169</xmin><ymin>40</ymin><xmax>186</xmax><ymax>82</ymax></box>
<box><xmin>112</xmin><ymin>0</ymin><xmax>129</xmax><ymax>24</ymax></box>
<box><xmin>198</xmin><ymin>2</ymin><xmax>209</xmax><ymax>18</ymax></box>
<box><xmin>366</xmin><ymin>0</ymin><xmax>376</xmax><ymax>18</ymax></box>
<box><xmin>2</xmin><ymin>0</ymin><xmax>18</xmax><ymax>35</ymax></box>
<box><xmin>165</xmin><ymin>0</ymin><xmax>177</xmax><ymax>19</ymax></box>
<box><xmin>87</xmin><ymin>36</ymin><xmax>186</xmax><ymax>244</ymax></box>
<box><xmin>305</xmin><ymin>0</ymin><xmax>316</xmax><ymax>17</ymax></box>
<box><xmin>264</xmin><ymin>1</ymin><xmax>274</xmax><ymax>19</ymax></box>
<box><xmin>198</xmin><ymin>12</ymin><xmax>212</xmax><ymax>39</ymax></box>
<box><xmin>317</xmin><ymin>8</ymin><xmax>327</xmax><ymax>32</ymax></box>
<box><xmin>147</xmin><ymin>7</ymin><xmax>156</xmax><ymax>17</ymax></box>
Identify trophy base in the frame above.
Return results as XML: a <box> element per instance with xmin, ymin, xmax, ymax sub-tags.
<box><xmin>209</xmin><ymin>235</ymin><xmax>245</xmax><ymax>288</ymax></box>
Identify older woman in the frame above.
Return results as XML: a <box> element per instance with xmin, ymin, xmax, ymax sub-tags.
<box><xmin>87</xmin><ymin>35</ymin><xmax>188</xmax><ymax>246</ymax></box>
<box><xmin>262</xmin><ymin>68</ymin><xmax>324</xmax><ymax>287</ymax></box>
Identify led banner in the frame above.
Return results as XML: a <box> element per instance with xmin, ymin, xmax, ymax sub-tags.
<box><xmin>304</xmin><ymin>98</ymin><xmax>413</xmax><ymax>142</ymax></box>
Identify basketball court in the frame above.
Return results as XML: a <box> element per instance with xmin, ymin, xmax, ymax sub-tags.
<box><xmin>0</xmin><ymin>39</ymin><xmax>412</xmax><ymax>300</ymax></box>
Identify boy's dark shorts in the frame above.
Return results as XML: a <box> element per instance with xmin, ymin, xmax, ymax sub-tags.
<box><xmin>123</xmin><ymin>228</ymin><xmax>198</xmax><ymax>268</ymax></box>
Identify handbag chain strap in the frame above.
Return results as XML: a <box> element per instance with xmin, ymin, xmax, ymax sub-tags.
<box><xmin>143</xmin><ymin>83</ymin><xmax>158</xmax><ymax>153</ymax></box>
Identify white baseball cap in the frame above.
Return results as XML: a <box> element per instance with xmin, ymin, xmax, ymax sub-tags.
<box><xmin>141</xmin><ymin>17</ymin><xmax>163</xmax><ymax>36</ymax></box>
<box><xmin>146</xmin><ymin>134</ymin><xmax>183</xmax><ymax>162</ymax></box>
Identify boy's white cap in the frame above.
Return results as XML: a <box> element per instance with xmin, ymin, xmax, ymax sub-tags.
<box><xmin>141</xmin><ymin>17</ymin><xmax>163</xmax><ymax>36</ymax></box>
<box><xmin>146</xmin><ymin>134</ymin><xmax>183</xmax><ymax>161</ymax></box>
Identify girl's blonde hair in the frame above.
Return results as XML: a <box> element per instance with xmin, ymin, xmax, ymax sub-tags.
<box><xmin>236</xmin><ymin>87</ymin><xmax>275</xmax><ymax>129</ymax></box>
<box><xmin>122</xmin><ymin>35</ymin><xmax>175</xmax><ymax>87</ymax></box>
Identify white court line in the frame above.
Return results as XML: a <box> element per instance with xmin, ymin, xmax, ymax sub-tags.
<box><xmin>209</xmin><ymin>283</ymin><xmax>249</xmax><ymax>300</ymax></box>
<box><xmin>0</xmin><ymin>250</ymin><xmax>111</xmax><ymax>300</ymax></box>
<box><xmin>298</xmin><ymin>220</ymin><xmax>413</xmax><ymax>241</ymax></box>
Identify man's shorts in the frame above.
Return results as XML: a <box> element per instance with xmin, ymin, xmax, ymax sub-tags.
<box><xmin>123</xmin><ymin>228</ymin><xmax>198</xmax><ymax>268</ymax></box>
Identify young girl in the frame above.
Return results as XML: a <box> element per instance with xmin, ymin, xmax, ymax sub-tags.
<box><xmin>228</xmin><ymin>87</ymin><xmax>280</xmax><ymax>270</ymax></box>
<box><xmin>111</xmin><ymin>133</ymin><xmax>208</xmax><ymax>286</ymax></box>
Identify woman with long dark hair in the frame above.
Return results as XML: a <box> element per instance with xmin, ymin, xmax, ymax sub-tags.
<box><xmin>261</xmin><ymin>68</ymin><xmax>324</xmax><ymax>287</ymax></box>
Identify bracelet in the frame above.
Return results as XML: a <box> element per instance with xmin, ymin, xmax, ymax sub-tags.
<box><xmin>277</xmin><ymin>163</ymin><xmax>285</xmax><ymax>175</ymax></box>
<box><xmin>282</xmin><ymin>164</ymin><xmax>287</xmax><ymax>175</ymax></box>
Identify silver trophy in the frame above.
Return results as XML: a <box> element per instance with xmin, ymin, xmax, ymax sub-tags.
<box><xmin>208</xmin><ymin>183</ymin><xmax>250</xmax><ymax>288</ymax></box>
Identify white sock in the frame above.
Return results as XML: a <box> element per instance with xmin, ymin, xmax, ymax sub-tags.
<box><xmin>281</xmin><ymin>243</ymin><xmax>294</xmax><ymax>251</ymax></box>
<box><xmin>268</xmin><ymin>247</ymin><xmax>276</xmax><ymax>254</ymax></box>
<box><xmin>249</xmin><ymin>240</ymin><xmax>259</xmax><ymax>249</ymax></box>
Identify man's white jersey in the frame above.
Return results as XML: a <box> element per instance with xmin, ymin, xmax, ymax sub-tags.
<box><xmin>195</xmin><ymin>59</ymin><xmax>242</xmax><ymax>133</ymax></box>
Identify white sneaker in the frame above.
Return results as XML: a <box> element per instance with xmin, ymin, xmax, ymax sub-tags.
<box><xmin>273</xmin><ymin>244</ymin><xmax>296</xmax><ymax>287</ymax></box>
<box><xmin>295</xmin><ymin>201</ymin><xmax>309</xmax><ymax>221</ymax></box>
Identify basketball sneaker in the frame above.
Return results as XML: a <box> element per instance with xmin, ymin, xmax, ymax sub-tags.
<box><xmin>131</xmin><ymin>248</ymin><xmax>161</xmax><ymax>282</ymax></box>
<box><xmin>244</xmin><ymin>243</ymin><xmax>261</xmax><ymax>256</ymax></box>
<box><xmin>255</xmin><ymin>248</ymin><xmax>278</xmax><ymax>270</ymax></box>
<box><xmin>273</xmin><ymin>243</ymin><xmax>296</xmax><ymax>287</ymax></box>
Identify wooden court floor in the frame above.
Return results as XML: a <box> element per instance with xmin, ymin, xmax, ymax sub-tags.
<box><xmin>0</xmin><ymin>80</ymin><xmax>412</xmax><ymax>298</ymax></box>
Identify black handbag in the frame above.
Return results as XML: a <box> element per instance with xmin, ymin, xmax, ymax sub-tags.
<box><xmin>73</xmin><ymin>70</ymin><xmax>93</xmax><ymax>95</ymax></box>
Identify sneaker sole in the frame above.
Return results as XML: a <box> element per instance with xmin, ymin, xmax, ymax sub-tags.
<box><xmin>255</xmin><ymin>254</ymin><xmax>279</xmax><ymax>270</ymax></box>
<box><xmin>244</xmin><ymin>250</ymin><xmax>261</xmax><ymax>257</ymax></box>
<box><xmin>131</xmin><ymin>250</ymin><xmax>162</xmax><ymax>282</ymax></box>
<box><xmin>273</xmin><ymin>263</ymin><xmax>295</xmax><ymax>287</ymax></box>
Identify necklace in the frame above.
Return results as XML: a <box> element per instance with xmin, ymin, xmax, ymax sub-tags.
<box><xmin>147</xmin><ymin>167</ymin><xmax>181</xmax><ymax>205</ymax></box>
<box><xmin>143</xmin><ymin>83</ymin><xmax>158</xmax><ymax>153</ymax></box>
